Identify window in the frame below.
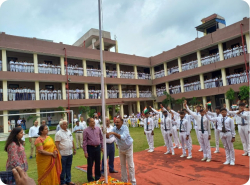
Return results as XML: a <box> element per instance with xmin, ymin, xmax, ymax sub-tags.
<box><xmin>45</xmin><ymin>85</ymin><xmax>54</xmax><ymax>90</ymax></box>
<box><xmin>9</xmin><ymin>84</ymin><xmax>19</xmax><ymax>89</ymax></box>
<box><xmin>44</xmin><ymin>60</ymin><xmax>52</xmax><ymax>64</ymax></box>
<box><xmin>7</xmin><ymin>57</ymin><xmax>18</xmax><ymax>62</ymax></box>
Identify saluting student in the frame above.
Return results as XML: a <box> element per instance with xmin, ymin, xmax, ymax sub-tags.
<box><xmin>143</xmin><ymin>109</ymin><xmax>154</xmax><ymax>152</ymax></box>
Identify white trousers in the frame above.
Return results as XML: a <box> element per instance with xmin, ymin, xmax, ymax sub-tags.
<box><xmin>145</xmin><ymin>131</ymin><xmax>154</xmax><ymax>151</ymax></box>
<box><xmin>54</xmin><ymin>94</ymin><xmax>57</xmax><ymax>100</ymax></box>
<box><xmin>188</xmin><ymin>131</ymin><xmax>192</xmax><ymax>148</ymax></box>
<box><xmin>164</xmin><ymin>130</ymin><xmax>174</xmax><ymax>152</ymax></box>
<box><xmin>9</xmin><ymin>93</ymin><xmax>12</xmax><ymax>101</ymax></box>
<box><xmin>44</xmin><ymin>93</ymin><xmax>47</xmax><ymax>100</ymax></box>
<box><xmin>220</xmin><ymin>132</ymin><xmax>235</xmax><ymax>162</ymax></box>
<box><xmin>195</xmin><ymin>126</ymin><xmax>202</xmax><ymax>149</ymax></box>
<box><xmin>41</xmin><ymin>94</ymin><xmax>45</xmax><ymax>100</ymax></box>
<box><xmin>161</xmin><ymin>127</ymin><xmax>166</xmax><ymax>145</ymax></box>
<box><xmin>214</xmin><ymin>128</ymin><xmax>220</xmax><ymax>152</ymax></box>
<box><xmin>75</xmin><ymin>132</ymin><xmax>83</xmax><ymax>148</ymax></box>
<box><xmin>198</xmin><ymin>131</ymin><xmax>211</xmax><ymax>159</ymax></box>
<box><xmin>119</xmin><ymin>144</ymin><xmax>136</xmax><ymax>185</ymax></box>
<box><xmin>172</xmin><ymin>126</ymin><xmax>180</xmax><ymax>147</ymax></box>
<box><xmin>32</xmin><ymin>94</ymin><xmax>35</xmax><ymax>100</ymax></box>
<box><xmin>179</xmin><ymin>132</ymin><xmax>192</xmax><ymax>156</ymax></box>
<box><xmin>238</xmin><ymin>125</ymin><xmax>250</xmax><ymax>153</ymax></box>
<box><xmin>58</xmin><ymin>94</ymin><xmax>61</xmax><ymax>100</ymax></box>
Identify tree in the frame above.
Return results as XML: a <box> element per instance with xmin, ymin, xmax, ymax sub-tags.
<box><xmin>27</xmin><ymin>115</ymin><xmax>40</xmax><ymax>124</ymax></box>
<box><xmin>189</xmin><ymin>97</ymin><xmax>198</xmax><ymax>106</ymax></box>
<box><xmin>78</xmin><ymin>106</ymin><xmax>90</xmax><ymax>120</ymax></box>
<box><xmin>225</xmin><ymin>88</ymin><xmax>235</xmax><ymax>105</ymax></box>
<box><xmin>176</xmin><ymin>97</ymin><xmax>186</xmax><ymax>109</ymax></box>
<box><xmin>239</xmin><ymin>85</ymin><xmax>249</xmax><ymax>104</ymax></box>
<box><xmin>88</xmin><ymin>109</ymin><xmax>96</xmax><ymax>118</ymax></box>
<box><xmin>162</xmin><ymin>91</ymin><xmax>175</xmax><ymax>107</ymax></box>
<box><xmin>57</xmin><ymin>106</ymin><xmax>66</xmax><ymax>118</ymax></box>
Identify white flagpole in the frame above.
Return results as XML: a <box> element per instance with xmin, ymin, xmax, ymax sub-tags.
<box><xmin>98</xmin><ymin>0</ymin><xmax>108</xmax><ymax>183</ymax></box>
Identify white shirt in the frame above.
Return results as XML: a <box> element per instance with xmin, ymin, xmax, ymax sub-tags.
<box><xmin>227</xmin><ymin>110</ymin><xmax>249</xmax><ymax>125</ymax></box>
<box><xmin>73</xmin><ymin>125</ymin><xmax>84</xmax><ymax>133</ymax></box>
<box><xmin>105</xmin><ymin>125</ymin><xmax>116</xmax><ymax>143</ymax></box>
<box><xmin>28</xmin><ymin>125</ymin><xmax>39</xmax><ymax>138</ymax></box>
<box><xmin>79</xmin><ymin>121</ymin><xmax>87</xmax><ymax>130</ymax></box>
<box><xmin>175</xmin><ymin>119</ymin><xmax>190</xmax><ymax>134</ymax></box>
<box><xmin>55</xmin><ymin>129</ymin><xmax>73</xmax><ymax>156</ymax></box>
<box><xmin>143</xmin><ymin>117</ymin><xmax>154</xmax><ymax>132</ymax></box>
<box><xmin>94</xmin><ymin>118</ymin><xmax>101</xmax><ymax>127</ymax></box>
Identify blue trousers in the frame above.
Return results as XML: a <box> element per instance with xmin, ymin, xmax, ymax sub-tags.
<box><xmin>60</xmin><ymin>154</ymin><xmax>73</xmax><ymax>185</ymax></box>
<box><xmin>101</xmin><ymin>142</ymin><xmax>115</xmax><ymax>173</ymax></box>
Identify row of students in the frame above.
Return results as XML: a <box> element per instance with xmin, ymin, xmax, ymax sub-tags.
<box><xmin>38</xmin><ymin>63</ymin><xmax>61</xmax><ymax>74</ymax></box>
<box><xmin>120</xmin><ymin>71</ymin><xmax>135</xmax><ymax>79</ymax></box>
<box><xmin>154</xmin><ymin>70</ymin><xmax>165</xmax><ymax>79</ymax></box>
<box><xmin>201</xmin><ymin>53</ymin><xmax>220</xmax><ymax>66</ymax></box>
<box><xmin>182</xmin><ymin>60</ymin><xmax>198</xmax><ymax>71</ymax></box>
<box><xmin>156</xmin><ymin>87</ymin><xmax>165</xmax><ymax>97</ymax></box>
<box><xmin>139</xmin><ymin>90</ymin><xmax>152</xmax><ymax>98</ymax></box>
<box><xmin>226</xmin><ymin>71</ymin><xmax>249</xmax><ymax>85</ymax></box>
<box><xmin>7</xmin><ymin>88</ymin><xmax>35</xmax><ymax>101</ymax></box>
<box><xmin>167</xmin><ymin>66</ymin><xmax>179</xmax><ymax>75</ymax></box>
<box><xmin>65</xmin><ymin>65</ymin><xmax>84</xmax><ymax>76</ymax></box>
<box><xmin>122</xmin><ymin>90</ymin><xmax>137</xmax><ymax>98</ymax></box>
<box><xmin>66</xmin><ymin>89</ymin><xmax>85</xmax><ymax>99</ymax></box>
<box><xmin>184</xmin><ymin>81</ymin><xmax>201</xmax><ymax>92</ymax></box>
<box><xmin>204</xmin><ymin>77</ymin><xmax>223</xmax><ymax>89</ymax></box>
<box><xmin>138</xmin><ymin>72</ymin><xmax>151</xmax><ymax>80</ymax></box>
<box><xmin>169</xmin><ymin>85</ymin><xmax>181</xmax><ymax>94</ymax></box>
<box><xmin>223</xmin><ymin>45</ymin><xmax>247</xmax><ymax>59</ymax></box>
<box><xmin>40</xmin><ymin>89</ymin><xmax>62</xmax><ymax>100</ymax></box>
<box><xmin>9</xmin><ymin>60</ymin><xmax>35</xmax><ymax>73</ymax></box>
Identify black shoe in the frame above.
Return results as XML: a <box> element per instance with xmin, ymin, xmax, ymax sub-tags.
<box><xmin>110</xmin><ymin>170</ymin><xmax>118</xmax><ymax>173</ymax></box>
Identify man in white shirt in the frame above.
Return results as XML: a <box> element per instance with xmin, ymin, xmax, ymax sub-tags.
<box><xmin>206</xmin><ymin>108</ymin><xmax>236</xmax><ymax>165</ymax></box>
<box><xmin>79</xmin><ymin>117</ymin><xmax>87</xmax><ymax>129</ymax></box>
<box><xmin>55</xmin><ymin>120</ymin><xmax>76</xmax><ymax>185</ymax></box>
<box><xmin>28</xmin><ymin>120</ymin><xmax>39</xmax><ymax>159</ymax></box>
<box><xmin>101</xmin><ymin>117</ymin><xmax>118</xmax><ymax>175</ymax></box>
<box><xmin>144</xmin><ymin>110</ymin><xmax>154</xmax><ymax>152</ymax></box>
<box><xmin>185</xmin><ymin>103</ymin><xmax>212</xmax><ymax>162</ymax></box>
<box><xmin>94</xmin><ymin>114</ymin><xmax>101</xmax><ymax>127</ymax></box>
<box><xmin>73</xmin><ymin>121</ymin><xmax>84</xmax><ymax>149</ymax></box>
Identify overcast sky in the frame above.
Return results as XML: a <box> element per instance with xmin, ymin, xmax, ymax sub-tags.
<box><xmin>0</xmin><ymin>0</ymin><xmax>249</xmax><ymax>57</ymax></box>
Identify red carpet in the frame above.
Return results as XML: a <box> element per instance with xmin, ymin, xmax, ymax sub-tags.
<box><xmin>76</xmin><ymin>145</ymin><xmax>249</xmax><ymax>185</ymax></box>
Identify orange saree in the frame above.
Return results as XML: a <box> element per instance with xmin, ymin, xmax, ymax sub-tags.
<box><xmin>35</xmin><ymin>136</ymin><xmax>62</xmax><ymax>185</ymax></box>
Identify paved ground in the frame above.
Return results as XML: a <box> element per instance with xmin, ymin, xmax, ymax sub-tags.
<box><xmin>77</xmin><ymin>145</ymin><xmax>249</xmax><ymax>185</ymax></box>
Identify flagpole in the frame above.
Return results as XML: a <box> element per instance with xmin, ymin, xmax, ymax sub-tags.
<box><xmin>98</xmin><ymin>0</ymin><xmax>108</xmax><ymax>183</ymax></box>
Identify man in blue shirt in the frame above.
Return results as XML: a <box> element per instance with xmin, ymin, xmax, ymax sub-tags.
<box><xmin>107</xmin><ymin>117</ymin><xmax>136</xmax><ymax>185</ymax></box>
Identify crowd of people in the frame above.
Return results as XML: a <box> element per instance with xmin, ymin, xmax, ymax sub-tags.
<box><xmin>66</xmin><ymin>89</ymin><xmax>85</xmax><ymax>99</ymax></box>
<box><xmin>7</xmin><ymin>87</ymin><xmax>36</xmax><ymax>101</ymax></box>
<box><xmin>107</xmin><ymin>89</ymin><xmax>119</xmax><ymax>99</ymax></box>
<box><xmin>138</xmin><ymin>72</ymin><xmax>151</xmax><ymax>80</ymax></box>
<box><xmin>223</xmin><ymin>45</ymin><xmax>247</xmax><ymax>59</ymax></box>
<box><xmin>201</xmin><ymin>53</ymin><xmax>220</xmax><ymax>66</ymax></box>
<box><xmin>120</xmin><ymin>71</ymin><xmax>135</xmax><ymax>79</ymax></box>
<box><xmin>65</xmin><ymin>65</ymin><xmax>84</xmax><ymax>76</ymax></box>
<box><xmin>184</xmin><ymin>81</ymin><xmax>201</xmax><ymax>92</ymax></box>
<box><xmin>9</xmin><ymin>60</ymin><xmax>35</xmax><ymax>73</ymax></box>
<box><xmin>122</xmin><ymin>90</ymin><xmax>137</xmax><ymax>98</ymax></box>
<box><xmin>38</xmin><ymin>62</ymin><xmax>61</xmax><ymax>74</ymax></box>
<box><xmin>204</xmin><ymin>77</ymin><xmax>223</xmax><ymax>89</ymax></box>
<box><xmin>0</xmin><ymin>59</ymin><xmax>2</xmax><ymax>71</ymax></box>
<box><xmin>167</xmin><ymin>66</ymin><xmax>179</xmax><ymax>75</ymax></box>
<box><xmin>139</xmin><ymin>90</ymin><xmax>152</xmax><ymax>98</ymax></box>
<box><xmin>154</xmin><ymin>70</ymin><xmax>165</xmax><ymax>79</ymax></box>
<box><xmin>156</xmin><ymin>87</ymin><xmax>166</xmax><ymax>97</ymax></box>
<box><xmin>226</xmin><ymin>71</ymin><xmax>249</xmax><ymax>85</ymax></box>
<box><xmin>182</xmin><ymin>60</ymin><xmax>198</xmax><ymax>71</ymax></box>
<box><xmin>40</xmin><ymin>89</ymin><xmax>62</xmax><ymax>100</ymax></box>
<box><xmin>169</xmin><ymin>85</ymin><xmax>181</xmax><ymax>94</ymax></box>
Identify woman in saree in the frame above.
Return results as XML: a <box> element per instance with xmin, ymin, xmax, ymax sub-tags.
<box><xmin>35</xmin><ymin>125</ymin><xmax>62</xmax><ymax>185</ymax></box>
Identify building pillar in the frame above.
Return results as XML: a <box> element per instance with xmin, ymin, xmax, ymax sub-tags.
<box><xmin>165</xmin><ymin>82</ymin><xmax>170</xmax><ymax>94</ymax></box>
<box><xmin>197</xmin><ymin>50</ymin><xmax>202</xmax><ymax>67</ymax></box>
<box><xmin>103</xmin><ymin>62</ymin><xmax>106</xmax><ymax>77</ymax></box>
<box><xmin>105</xmin><ymin>84</ymin><xmax>108</xmax><ymax>99</ymax></box>
<box><xmin>2</xmin><ymin>49</ymin><xmax>7</xmax><ymax>71</ymax></box>
<box><xmin>136</xmin><ymin>85</ymin><xmax>139</xmax><ymax>98</ymax></box>
<box><xmin>112</xmin><ymin>105</ymin><xmax>116</xmax><ymax>117</ymax></box>
<box><xmin>211</xmin><ymin>96</ymin><xmax>216</xmax><ymax>111</ymax></box>
<box><xmin>120</xmin><ymin>104</ymin><xmax>124</xmax><ymax>117</ymax></box>
<box><xmin>33</xmin><ymin>53</ymin><xmax>38</xmax><ymax>73</ymax></box>
<box><xmin>128</xmin><ymin>103</ymin><xmax>132</xmax><ymax>115</ymax></box>
<box><xmin>116</xmin><ymin>63</ymin><xmax>120</xmax><ymax>78</ymax></box>
<box><xmin>35</xmin><ymin>81</ymin><xmax>40</xmax><ymax>100</ymax></box>
<box><xmin>115</xmin><ymin>40</ymin><xmax>118</xmax><ymax>53</ymax></box>
<box><xmin>225</xmin><ymin>95</ymin><xmax>230</xmax><ymax>109</ymax></box>
<box><xmin>36</xmin><ymin>108</ymin><xmax>41</xmax><ymax>126</ymax></box>
<box><xmin>3</xmin><ymin>110</ymin><xmax>8</xmax><ymax>133</ymax></box>
<box><xmin>62</xmin><ymin>82</ymin><xmax>66</xmax><ymax>100</ymax></box>
<box><xmin>150</xmin><ymin>67</ymin><xmax>155</xmax><ymax>80</ymax></box>
<box><xmin>202</xmin><ymin>97</ymin><xmax>207</xmax><ymax>107</ymax></box>
<box><xmin>245</xmin><ymin>33</ymin><xmax>250</xmax><ymax>53</ymax></box>
<box><xmin>136</xmin><ymin>101</ymin><xmax>140</xmax><ymax>113</ymax></box>
<box><xmin>154</xmin><ymin>101</ymin><xmax>159</xmax><ymax>109</ymax></box>
<box><xmin>134</xmin><ymin>66</ymin><xmax>138</xmax><ymax>79</ymax></box>
<box><xmin>218</xmin><ymin>43</ymin><xmax>224</xmax><ymax>61</ymax></box>
<box><xmin>2</xmin><ymin>80</ymin><xmax>7</xmax><ymax>101</ymax></box>
<box><xmin>84</xmin><ymin>83</ymin><xmax>89</xmax><ymax>99</ymax></box>
<box><xmin>118</xmin><ymin>84</ymin><xmax>122</xmax><ymax>98</ymax></box>
<box><xmin>178</xmin><ymin>57</ymin><xmax>182</xmax><ymax>72</ymax></box>
<box><xmin>82</xmin><ymin>59</ymin><xmax>87</xmax><ymax>76</ymax></box>
<box><xmin>106</xmin><ymin>107</ymin><xmax>110</xmax><ymax>118</ymax></box>
<box><xmin>199</xmin><ymin>74</ymin><xmax>205</xmax><ymax>89</ymax></box>
<box><xmin>60</xmin><ymin>57</ymin><xmax>65</xmax><ymax>75</ymax></box>
<box><xmin>180</xmin><ymin>78</ymin><xmax>184</xmax><ymax>93</ymax></box>
<box><xmin>152</xmin><ymin>85</ymin><xmax>157</xmax><ymax>97</ymax></box>
<box><xmin>221</xmin><ymin>68</ymin><xmax>227</xmax><ymax>86</ymax></box>
<box><xmin>164</xmin><ymin>62</ymin><xmax>168</xmax><ymax>76</ymax></box>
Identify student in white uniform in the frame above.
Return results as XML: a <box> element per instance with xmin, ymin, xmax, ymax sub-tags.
<box><xmin>184</xmin><ymin>103</ymin><xmax>212</xmax><ymax>162</ymax></box>
<box><xmin>143</xmin><ymin>110</ymin><xmax>154</xmax><ymax>152</ymax></box>
<box><xmin>206</xmin><ymin>105</ymin><xmax>222</xmax><ymax>153</ymax></box>
<box><xmin>227</xmin><ymin>103</ymin><xmax>249</xmax><ymax>156</ymax></box>
<box><xmin>94</xmin><ymin>114</ymin><xmax>101</xmax><ymax>127</ymax></box>
<box><xmin>58</xmin><ymin>89</ymin><xmax>62</xmax><ymax>100</ymax></box>
<box><xmin>206</xmin><ymin>108</ymin><xmax>236</xmax><ymax>165</ymax></box>
<box><xmin>174</xmin><ymin>111</ymin><xmax>192</xmax><ymax>159</ymax></box>
<box><xmin>40</xmin><ymin>89</ymin><xmax>45</xmax><ymax>100</ymax></box>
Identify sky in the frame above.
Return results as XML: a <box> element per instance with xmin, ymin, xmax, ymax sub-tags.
<box><xmin>0</xmin><ymin>0</ymin><xmax>249</xmax><ymax>57</ymax></box>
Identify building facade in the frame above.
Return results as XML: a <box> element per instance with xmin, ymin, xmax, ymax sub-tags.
<box><xmin>0</xmin><ymin>16</ymin><xmax>249</xmax><ymax>133</ymax></box>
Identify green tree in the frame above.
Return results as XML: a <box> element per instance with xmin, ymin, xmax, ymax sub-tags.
<box><xmin>225</xmin><ymin>88</ymin><xmax>235</xmax><ymax>105</ymax></box>
<box><xmin>176</xmin><ymin>97</ymin><xmax>186</xmax><ymax>109</ymax></box>
<box><xmin>162</xmin><ymin>91</ymin><xmax>175</xmax><ymax>107</ymax></box>
<box><xmin>239</xmin><ymin>85</ymin><xmax>250</xmax><ymax>104</ymax></box>
<box><xmin>88</xmin><ymin>109</ymin><xmax>96</xmax><ymax>118</ymax></box>
<box><xmin>189</xmin><ymin>97</ymin><xmax>198</xmax><ymax>106</ymax></box>
<box><xmin>57</xmin><ymin>106</ymin><xmax>66</xmax><ymax>118</ymax></box>
<box><xmin>27</xmin><ymin>115</ymin><xmax>40</xmax><ymax>123</ymax></box>
<box><xmin>78</xmin><ymin>106</ymin><xmax>90</xmax><ymax>120</ymax></box>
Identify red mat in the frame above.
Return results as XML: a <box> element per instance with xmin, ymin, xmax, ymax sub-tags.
<box><xmin>76</xmin><ymin>145</ymin><xmax>249</xmax><ymax>185</ymax></box>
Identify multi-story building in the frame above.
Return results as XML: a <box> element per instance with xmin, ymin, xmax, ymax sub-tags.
<box><xmin>0</xmin><ymin>14</ymin><xmax>249</xmax><ymax>133</ymax></box>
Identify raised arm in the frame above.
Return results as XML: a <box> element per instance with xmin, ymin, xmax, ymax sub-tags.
<box><xmin>205</xmin><ymin>114</ymin><xmax>217</xmax><ymax>122</ymax></box>
<box><xmin>184</xmin><ymin>103</ymin><xmax>198</xmax><ymax>119</ymax></box>
<box><xmin>150</xmin><ymin>107</ymin><xmax>160</xmax><ymax>114</ymax></box>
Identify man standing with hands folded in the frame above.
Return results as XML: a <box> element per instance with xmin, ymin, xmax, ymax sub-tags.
<box><xmin>83</xmin><ymin>118</ymin><xmax>103</xmax><ymax>182</ymax></box>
